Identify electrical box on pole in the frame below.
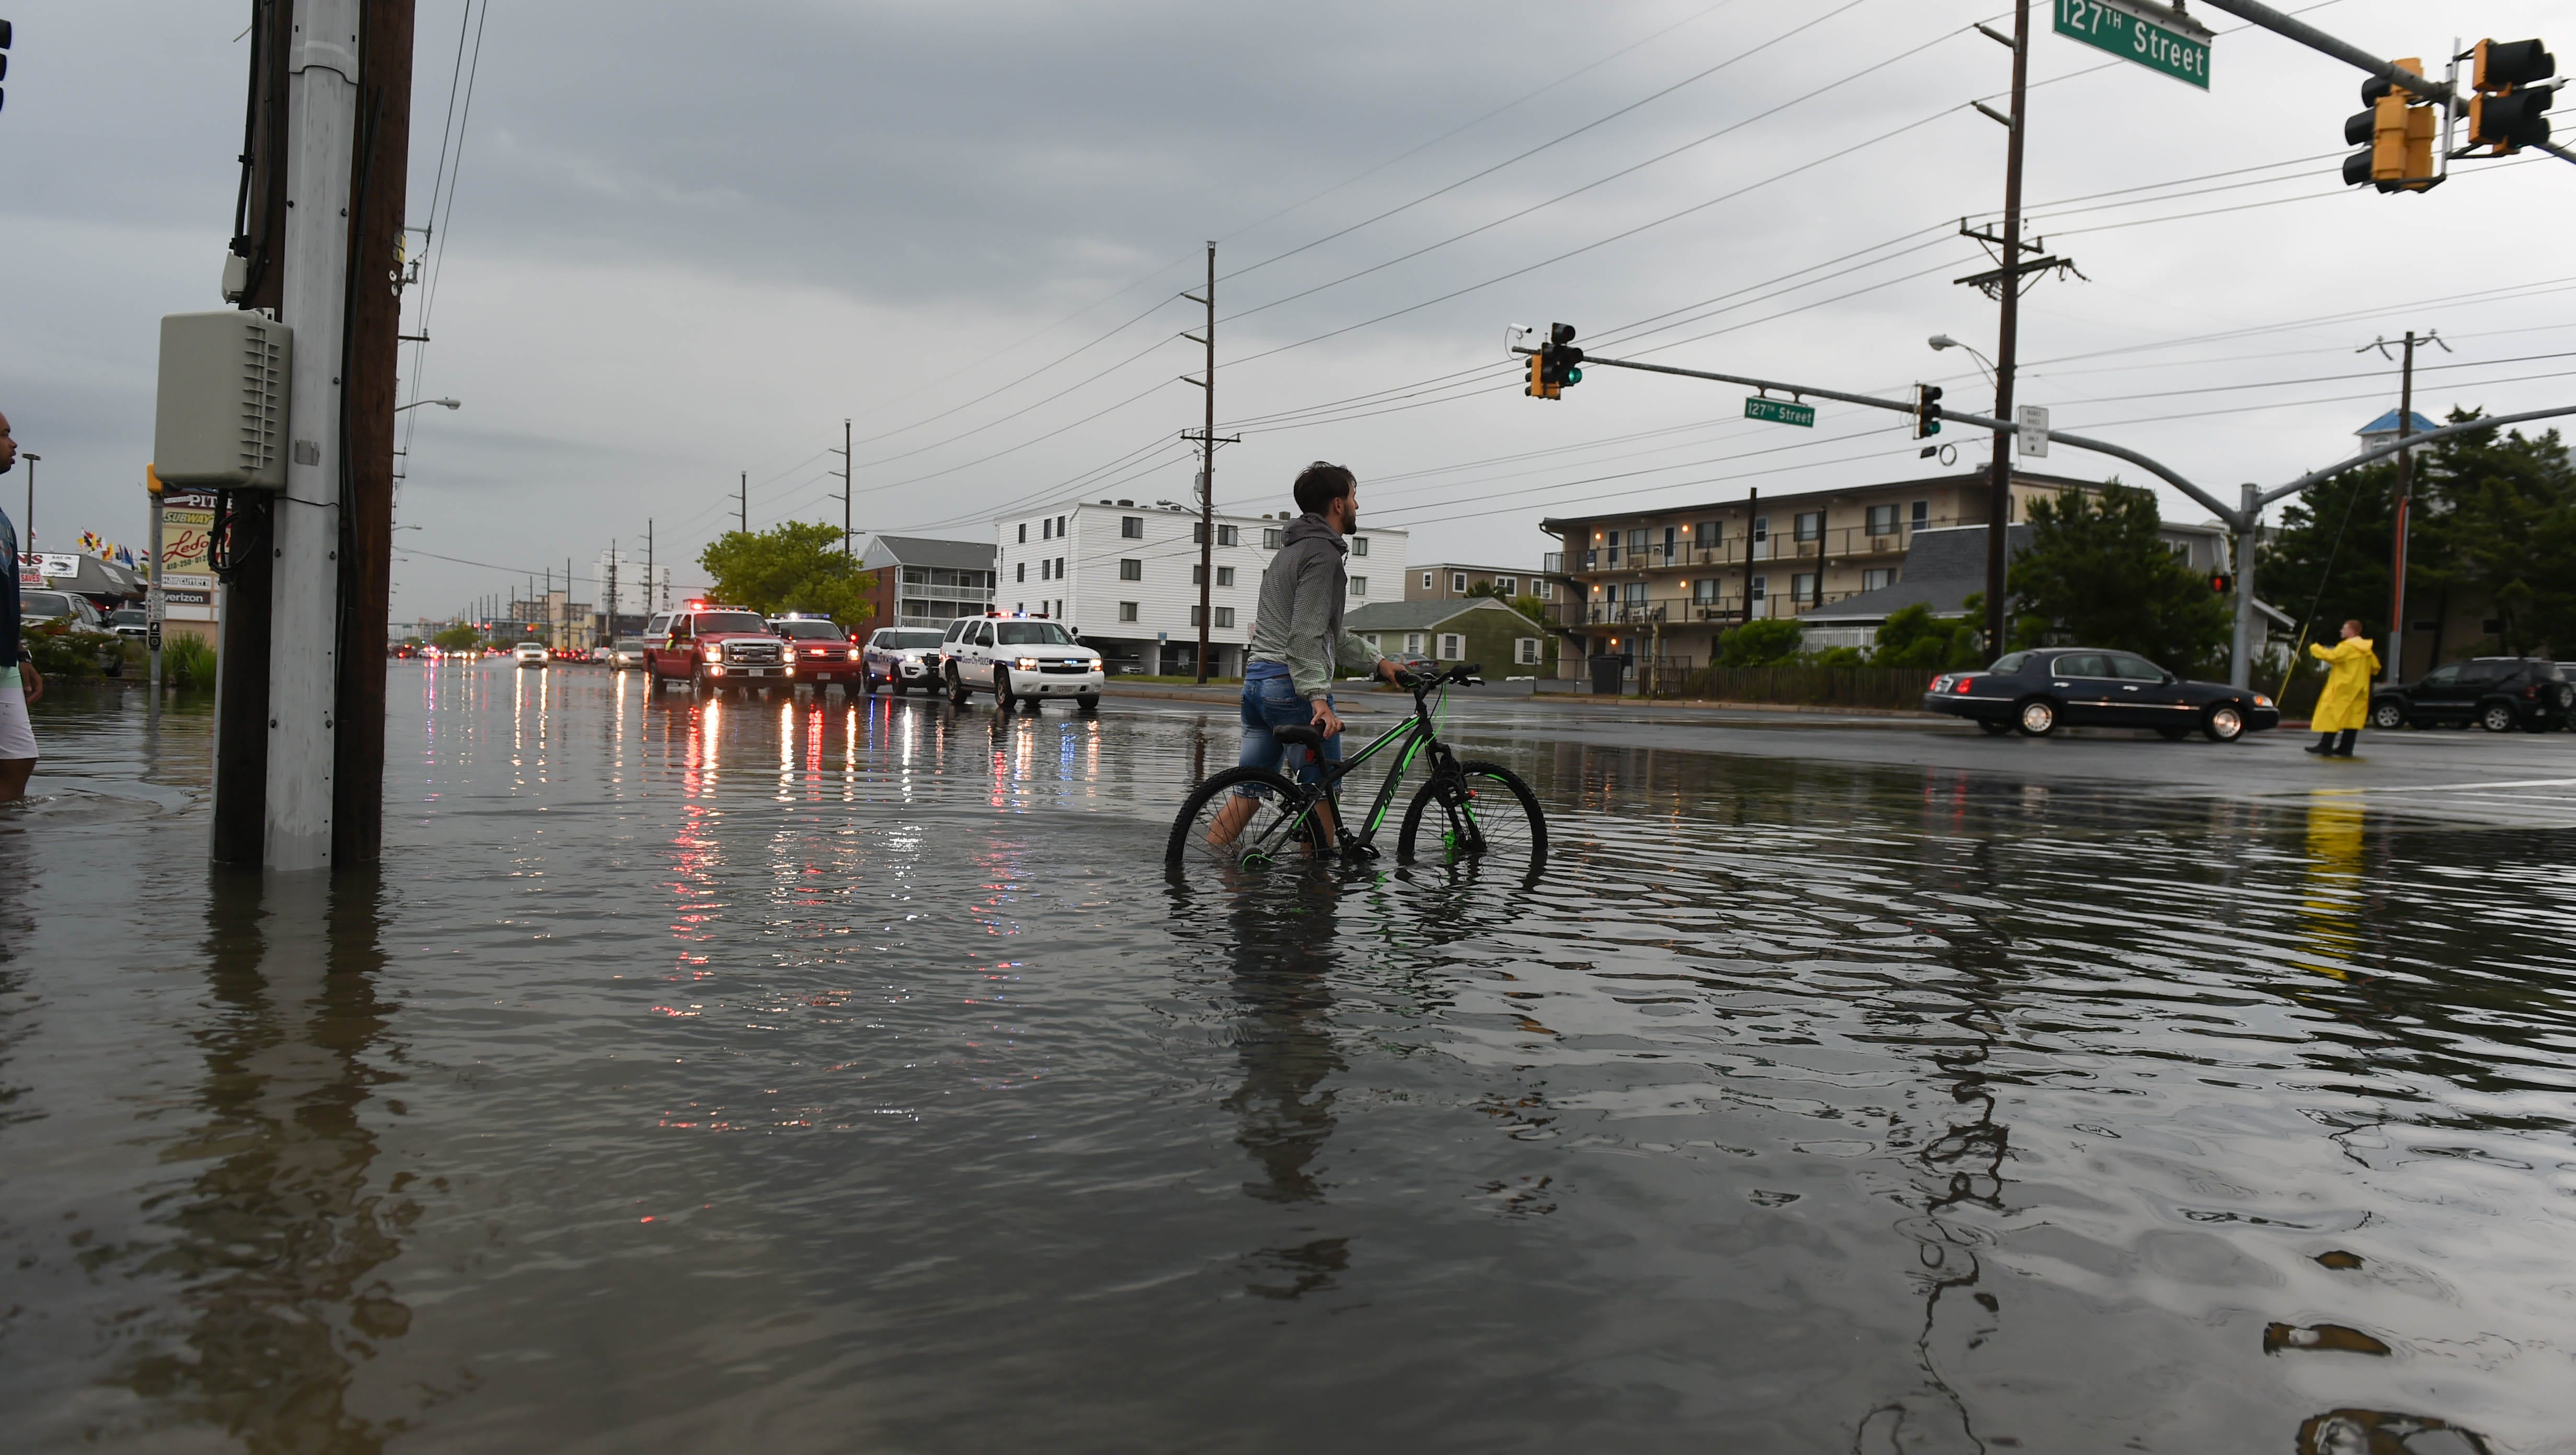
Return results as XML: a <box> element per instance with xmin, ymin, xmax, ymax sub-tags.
<box><xmin>153</xmin><ymin>311</ymin><xmax>292</xmax><ymax>489</ymax></box>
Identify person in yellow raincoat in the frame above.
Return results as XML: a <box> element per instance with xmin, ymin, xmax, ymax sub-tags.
<box><xmin>2305</xmin><ymin>620</ymin><xmax>2380</xmax><ymax>757</ymax></box>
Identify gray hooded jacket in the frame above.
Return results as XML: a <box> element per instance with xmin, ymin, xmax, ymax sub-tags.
<box><xmin>1246</xmin><ymin>513</ymin><xmax>1381</xmax><ymax>701</ymax></box>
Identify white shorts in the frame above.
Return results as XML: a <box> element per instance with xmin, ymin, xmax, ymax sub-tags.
<box><xmin>0</xmin><ymin>683</ymin><xmax>34</xmax><ymax>761</ymax></box>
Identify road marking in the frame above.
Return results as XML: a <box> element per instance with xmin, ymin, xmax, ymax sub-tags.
<box><xmin>2303</xmin><ymin>777</ymin><xmax>2576</xmax><ymax>795</ymax></box>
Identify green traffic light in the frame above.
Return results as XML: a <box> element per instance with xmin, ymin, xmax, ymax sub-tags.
<box><xmin>1566</xmin><ymin>367</ymin><xmax>1582</xmax><ymax>385</ymax></box>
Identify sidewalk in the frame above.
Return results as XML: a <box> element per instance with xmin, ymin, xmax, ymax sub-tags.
<box><xmin>1101</xmin><ymin>678</ymin><xmax>1953</xmax><ymax>727</ymax></box>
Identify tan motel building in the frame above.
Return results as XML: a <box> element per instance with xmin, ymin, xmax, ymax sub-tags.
<box><xmin>1541</xmin><ymin>469</ymin><xmax>2109</xmax><ymax>675</ymax></box>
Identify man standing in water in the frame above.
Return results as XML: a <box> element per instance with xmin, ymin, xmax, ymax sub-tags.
<box><xmin>2304</xmin><ymin>619</ymin><xmax>2378</xmax><ymax>758</ymax></box>
<box><xmin>1211</xmin><ymin>461</ymin><xmax>1399</xmax><ymax>854</ymax></box>
<box><xmin>0</xmin><ymin>410</ymin><xmax>44</xmax><ymax>802</ymax></box>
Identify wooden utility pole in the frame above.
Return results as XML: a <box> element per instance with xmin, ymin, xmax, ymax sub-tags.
<box><xmin>1740</xmin><ymin>487</ymin><xmax>1760</xmax><ymax>623</ymax></box>
<box><xmin>646</xmin><ymin>518</ymin><xmax>654</xmax><ymax>613</ymax></box>
<box><xmin>2374</xmin><ymin>329</ymin><xmax>2445</xmax><ymax>682</ymax></box>
<box><xmin>1982</xmin><ymin>0</ymin><xmax>2032</xmax><ymax>659</ymax></box>
<box><xmin>838</xmin><ymin>418</ymin><xmax>853</xmax><ymax>555</ymax></box>
<box><xmin>1178</xmin><ymin>243</ymin><xmax>1238</xmax><ymax>684</ymax></box>
<box><xmin>738</xmin><ymin>471</ymin><xmax>748</xmax><ymax>534</ymax></box>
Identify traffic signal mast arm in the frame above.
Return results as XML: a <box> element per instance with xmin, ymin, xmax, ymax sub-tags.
<box><xmin>2194</xmin><ymin>0</ymin><xmax>2575</xmax><ymax>168</ymax></box>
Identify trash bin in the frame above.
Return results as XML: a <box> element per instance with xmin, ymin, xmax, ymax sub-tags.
<box><xmin>1589</xmin><ymin>654</ymin><xmax>1625</xmax><ymax>696</ymax></box>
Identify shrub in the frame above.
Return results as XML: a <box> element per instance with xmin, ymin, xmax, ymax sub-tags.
<box><xmin>1718</xmin><ymin>618</ymin><xmax>1803</xmax><ymax>666</ymax></box>
<box><xmin>22</xmin><ymin>620</ymin><xmax>124</xmax><ymax>680</ymax></box>
<box><xmin>163</xmin><ymin>633</ymin><xmax>217</xmax><ymax>689</ymax></box>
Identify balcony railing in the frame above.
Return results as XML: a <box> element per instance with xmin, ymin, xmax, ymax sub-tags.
<box><xmin>1573</xmin><ymin>516</ymin><xmax>1975</xmax><ymax>573</ymax></box>
<box><xmin>1581</xmin><ymin>591</ymin><xmax>1860</xmax><ymax>627</ymax></box>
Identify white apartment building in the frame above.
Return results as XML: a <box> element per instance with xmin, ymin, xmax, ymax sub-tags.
<box><xmin>993</xmin><ymin>498</ymin><xmax>1409</xmax><ymax>676</ymax></box>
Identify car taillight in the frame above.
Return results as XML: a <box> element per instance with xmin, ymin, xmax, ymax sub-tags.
<box><xmin>1953</xmin><ymin>676</ymin><xmax>1975</xmax><ymax>694</ymax></box>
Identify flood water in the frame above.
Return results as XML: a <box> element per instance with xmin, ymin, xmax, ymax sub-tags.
<box><xmin>4</xmin><ymin>664</ymin><xmax>2573</xmax><ymax>1454</ymax></box>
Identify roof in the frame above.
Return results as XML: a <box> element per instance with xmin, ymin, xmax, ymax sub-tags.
<box><xmin>1346</xmin><ymin>597</ymin><xmax>1526</xmax><ymax>633</ymax></box>
<box><xmin>1414</xmin><ymin>561</ymin><xmax>1549</xmax><ymax>578</ymax></box>
<box><xmin>1538</xmin><ymin>468</ymin><xmax>2108</xmax><ymax>536</ymax></box>
<box><xmin>1800</xmin><ymin>524</ymin><xmax>2031</xmax><ymax>625</ymax></box>
<box><xmin>2356</xmin><ymin>409</ymin><xmax>2439</xmax><ymax>438</ymax></box>
<box><xmin>860</xmin><ymin>535</ymin><xmax>996</xmax><ymax>571</ymax></box>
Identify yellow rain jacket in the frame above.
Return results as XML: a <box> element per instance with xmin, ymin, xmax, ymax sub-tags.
<box><xmin>2307</xmin><ymin>636</ymin><xmax>2380</xmax><ymax>732</ymax></box>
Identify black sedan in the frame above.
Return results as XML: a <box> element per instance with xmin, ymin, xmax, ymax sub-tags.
<box><xmin>1924</xmin><ymin>648</ymin><xmax>2279</xmax><ymax>742</ymax></box>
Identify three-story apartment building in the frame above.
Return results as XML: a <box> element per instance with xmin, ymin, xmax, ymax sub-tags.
<box><xmin>1542</xmin><ymin>469</ymin><xmax>2102</xmax><ymax>675</ymax></box>
<box><xmin>994</xmin><ymin>498</ymin><xmax>1409</xmax><ymax>676</ymax></box>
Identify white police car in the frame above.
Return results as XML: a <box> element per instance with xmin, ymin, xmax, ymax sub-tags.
<box><xmin>862</xmin><ymin>626</ymin><xmax>948</xmax><ymax>696</ymax></box>
<box><xmin>940</xmin><ymin>613</ymin><xmax>1103</xmax><ymax>710</ymax></box>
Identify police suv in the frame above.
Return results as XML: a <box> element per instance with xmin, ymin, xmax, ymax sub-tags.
<box><xmin>940</xmin><ymin>613</ymin><xmax>1103</xmax><ymax>710</ymax></box>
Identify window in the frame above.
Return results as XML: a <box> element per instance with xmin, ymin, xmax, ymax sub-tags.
<box><xmin>1054</xmin><ymin>515</ymin><xmax>1066</xmax><ymax>537</ymax></box>
<box><xmin>1214</xmin><ymin>607</ymin><xmax>1236</xmax><ymax>629</ymax></box>
<box><xmin>1218</xmin><ymin>524</ymin><xmax>1239</xmax><ymax>547</ymax></box>
<box><xmin>1118</xmin><ymin>601</ymin><xmax>1139</xmax><ymax>622</ymax></box>
<box><xmin>1692</xmin><ymin>579</ymin><xmax>1721</xmax><ymax>604</ymax></box>
<box><xmin>1494</xmin><ymin>576</ymin><xmax>1516</xmax><ymax>596</ymax></box>
<box><xmin>2109</xmin><ymin>653</ymin><xmax>2166</xmax><ymax>681</ymax></box>
<box><xmin>1017</xmin><ymin>523</ymin><xmax>1028</xmax><ymax>544</ymax></box>
<box><xmin>1192</xmin><ymin>522</ymin><xmax>1209</xmax><ymax>544</ymax></box>
<box><xmin>1438</xmin><ymin>633</ymin><xmax>1465</xmax><ymax>661</ymax></box>
<box><xmin>1862</xmin><ymin>567</ymin><xmax>1896</xmax><ymax>591</ymax></box>
<box><xmin>1422</xmin><ymin>571</ymin><xmax>1435</xmax><ymax>590</ymax></box>
<box><xmin>1583</xmin><ymin>548</ymin><xmax>1597</xmax><ymax>570</ymax></box>
<box><xmin>1363</xmin><ymin>633</ymin><xmax>1382</xmax><ymax>651</ymax></box>
<box><xmin>2052</xmin><ymin>653</ymin><xmax>2111</xmax><ymax>678</ymax></box>
<box><xmin>1751</xmin><ymin>516</ymin><xmax>1769</xmax><ymax>544</ymax></box>
<box><xmin>1605</xmin><ymin>538</ymin><xmax>1620</xmax><ymax>567</ymax></box>
<box><xmin>1516</xmin><ymin>638</ymin><xmax>1540</xmax><ymax>665</ymax></box>
<box><xmin>1119</xmin><ymin>559</ymin><xmax>1142</xmax><ymax>581</ymax></box>
<box><xmin>1041</xmin><ymin>518</ymin><xmax>1053</xmax><ymax>540</ymax></box>
<box><xmin>1351</xmin><ymin>537</ymin><xmax>1368</xmax><ymax>557</ymax></box>
<box><xmin>1535</xmin><ymin>580</ymin><xmax>1553</xmax><ymax>600</ymax></box>
<box><xmin>1405</xmin><ymin>633</ymin><xmax>1424</xmax><ymax>653</ymax></box>
<box><xmin>1661</xmin><ymin>525</ymin><xmax>1677</xmax><ymax>559</ymax></box>
<box><xmin>1192</xmin><ymin>564</ymin><xmax>1204</xmax><ymax>585</ymax></box>
<box><xmin>1627</xmin><ymin>528</ymin><xmax>1649</xmax><ymax>558</ymax></box>
<box><xmin>1623</xmin><ymin>581</ymin><xmax>1646</xmax><ymax>606</ymax></box>
<box><xmin>1749</xmin><ymin>574</ymin><xmax>1767</xmax><ymax>603</ymax></box>
<box><xmin>1121</xmin><ymin>516</ymin><xmax>1143</xmax><ymax>539</ymax></box>
<box><xmin>1262</xmin><ymin>527</ymin><xmax>1283</xmax><ymax>550</ymax></box>
<box><xmin>1349</xmin><ymin>576</ymin><xmax>1367</xmax><ymax>597</ymax></box>
<box><xmin>1795</xmin><ymin>511</ymin><xmax>1822</xmax><ymax>542</ymax></box>
<box><xmin>1054</xmin><ymin>557</ymin><xmax>1064</xmax><ymax>580</ymax></box>
<box><xmin>1015</xmin><ymin>562</ymin><xmax>1026</xmax><ymax>583</ymax></box>
<box><xmin>1038</xmin><ymin>559</ymin><xmax>1050</xmax><ymax>582</ymax></box>
<box><xmin>1699</xmin><ymin>519</ymin><xmax>1720</xmax><ymax>548</ymax></box>
<box><xmin>1190</xmin><ymin>605</ymin><xmax>1203</xmax><ymax>626</ymax></box>
<box><xmin>1216</xmin><ymin>566</ymin><xmax>1235</xmax><ymax>587</ymax></box>
<box><xmin>1910</xmin><ymin>500</ymin><xmax>1929</xmax><ymax>529</ymax></box>
<box><xmin>1866</xmin><ymin>504</ymin><xmax>1899</xmax><ymax>536</ymax></box>
<box><xmin>1451</xmin><ymin>572</ymin><xmax>1468</xmax><ymax>593</ymax></box>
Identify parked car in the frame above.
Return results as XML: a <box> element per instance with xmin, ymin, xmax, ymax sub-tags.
<box><xmin>512</xmin><ymin>641</ymin><xmax>549</xmax><ymax>668</ymax></box>
<box><xmin>1925</xmin><ymin>648</ymin><xmax>2279</xmax><ymax>741</ymax></box>
<box><xmin>107</xmin><ymin>608</ymin><xmax>152</xmax><ymax>640</ymax></box>
<box><xmin>862</xmin><ymin>627</ymin><xmax>949</xmax><ymax>695</ymax></box>
<box><xmin>2370</xmin><ymin>657</ymin><xmax>2572</xmax><ymax>732</ymax></box>
<box><xmin>768</xmin><ymin>614</ymin><xmax>865</xmax><ymax>691</ymax></box>
<box><xmin>19</xmin><ymin>590</ymin><xmax>107</xmax><ymax>632</ymax></box>
<box><xmin>642</xmin><ymin>601</ymin><xmax>794</xmax><ymax>698</ymax></box>
<box><xmin>608</xmin><ymin>637</ymin><xmax>648</xmax><ymax>671</ymax></box>
<box><xmin>940</xmin><ymin>613</ymin><xmax>1102</xmax><ymax>710</ymax></box>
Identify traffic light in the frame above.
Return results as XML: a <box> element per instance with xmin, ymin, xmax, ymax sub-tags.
<box><xmin>2469</xmin><ymin>39</ymin><xmax>2556</xmax><ymax>155</ymax></box>
<box><xmin>2341</xmin><ymin>62</ymin><xmax>2440</xmax><ymax>192</ymax></box>
<box><xmin>1913</xmin><ymin>384</ymin><xmax>1943</xmax><ymax>440</ymax></box>
<box><xmin>1525</xmin><ymin>322</ymin><xmax>1583</xmax><ymax>400</ymax></box>
<box><xmin>2210</xmin><ymin>571</ymin><xmax>2234</xmax><ymax>595</ymax></box>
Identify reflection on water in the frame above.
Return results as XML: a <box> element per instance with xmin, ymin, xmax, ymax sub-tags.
<box><xmin>2</xmin><ymin>668</ymin><xmax>2569</xmax><ymax>1453</ymax></box>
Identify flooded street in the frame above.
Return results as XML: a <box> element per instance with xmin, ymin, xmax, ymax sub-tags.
<box><xmin>5</xmin><ymin>664</ymin><xmax>2574</xmax><ymax>1453</ymax></box>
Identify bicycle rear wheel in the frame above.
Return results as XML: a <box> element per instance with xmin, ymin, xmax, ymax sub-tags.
<box><xmin>1397</xmin><ymin>760</ymin><xmax>1546</xmax><ymax>873</ymax></box>
<box><xmin>1166</xmin><ymin>766</ymin><xmax>1328</xmax><ymax>874</ymax></box>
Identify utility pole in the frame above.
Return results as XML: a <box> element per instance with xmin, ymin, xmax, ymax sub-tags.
<box><xmin>565</xmin><ymin>555</ymin><xmax>573</xmax><ymax>651</ymax></box>
<box><xmin>19</xmin><ymin>452</ymin><xmax>33</xmax><ymax>553</ymax></box>
<box><xmin>1178</xmin><ymin>243</ymin><xmax>1238</xmax><ymax>684</ymax></box>
<box><xmin>2370</xmin><ymin>329</ymin><xmax>2447</xmax><ymax>682</ymax></box>
<box><xmin>645</xmin><ymin>518</ymin><xmax>654</xmax><ymax>614</ymax></box>
<box><xmin>834</xmin><ymin>418</ymin><xmax>853</xmax><ymax>555</ymax></box>
<box><xmin>738</xmin><ymin>470</ymin><xmax>748</xmax><ymax>534</ymax></box>
<box><xmin>1982</xmin><ymin>0</ymin><xmax>2032</xmax><ymax>659</ymax></box>
<box><xmin>606</xmin><ymin>540</ymin><xmax>618</xmax><ymax>648</ymax></box>
<box><xmin>1740</xmin><ymin>487</ymin><xmax>1760</xmax><ymax>623</ymax></box>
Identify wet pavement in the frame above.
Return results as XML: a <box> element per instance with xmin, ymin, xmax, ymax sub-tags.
<box><xmin>4</xmin><ymin>663</ymin><xmax>2573</xmax><ymax>1453</ymax></box>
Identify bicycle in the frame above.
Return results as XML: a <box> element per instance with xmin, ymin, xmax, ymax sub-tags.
<box><xmin>1164</xmin><ymin>664</ymin><xmax>1547</xmax><ymax>876</ymax></box>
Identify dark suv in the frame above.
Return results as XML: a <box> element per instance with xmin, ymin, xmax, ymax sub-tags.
<box><xmin>2369</xmin><ymin>657</ymin><xmax>2573</xmax><ymax>733</ymax></box>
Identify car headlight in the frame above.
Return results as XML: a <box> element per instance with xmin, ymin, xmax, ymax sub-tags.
<box><xmin>2255</xmin><ymin>694</ymin><xmax>2273</xmax><ymax>707</ymax></box>
<box><xmin>1016</xmin><ymin>656</ymin><xmax>1041</xmax><ymax>669</ymax></box>
<box><xmin>846</xmin><ymin>648</ymin><xmax>861</xmax><ymax>661</ymax></box>
<box><xmin>703</xmin><ymin>645</ymin><xmax>721</xmax><ymax>660</ymax></box>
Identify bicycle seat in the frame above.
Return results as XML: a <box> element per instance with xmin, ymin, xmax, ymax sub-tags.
<box><xmin>1273</xmin><ymin>725</ymin><xmax>1326</xmax><ymax>750</ymax></box>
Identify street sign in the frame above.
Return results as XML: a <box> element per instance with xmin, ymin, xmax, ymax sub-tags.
<box><xmin>1744</xmin><ymin>396</ymin><xmax>1815</xmax><ymax>428</ymax></box>
<box><xmin>2017</xmin><ymin>405</ymin><xmax>2051</xmax><ymax>458</ymax></box>
<box><xmin>2054</xmin><ymin>0</ymin><xmax>2212</xmax><ymax>89</ymax></box>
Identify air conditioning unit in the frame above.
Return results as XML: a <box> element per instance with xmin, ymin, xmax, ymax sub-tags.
<box><xmin>153</xmin><ymin>310</ymin><xmax>291</xmax><ymax>490</ymax></box>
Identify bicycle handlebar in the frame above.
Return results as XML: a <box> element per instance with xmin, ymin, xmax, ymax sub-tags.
<box><xmin>1396</xmin><ymin>663</ymin><xmax>1483</xmax><ymax>694</ymax></box>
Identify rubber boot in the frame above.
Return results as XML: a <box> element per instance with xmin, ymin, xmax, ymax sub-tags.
<box><xmin>2304</xmin><ymin>732</ymin><xmax>2333</xmax><ymax>756</ymax></box>
<box><xmin>2332</xmin><ymin>729</ymin><xmax>2358</xmax><ymax>757</ymax></box>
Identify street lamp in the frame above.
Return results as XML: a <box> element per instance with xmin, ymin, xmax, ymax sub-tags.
<box><xmin>1927</xmin><ymin>335</ymin><xmax>1996</xmax><ymax>386</ymax></box>
<box><xmin>19</xmin><ymin>452</ymin><xmax>36</xmax><ymax>553</ymax></box>
<box><xmin>395</xmin><ymin>398</ymin><xmax>462</xmax><ymax>413</ymax></box>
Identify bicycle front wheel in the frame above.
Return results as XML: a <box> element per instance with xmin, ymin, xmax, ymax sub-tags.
<box><xmin>1397</xmin><ymin>760</ymin><xmax>1546</xmax><ymax>873</ymax></box>
<box><xmin>1166</xmin><ymin>765</ymin><xmax>1328</xmax><ymax>874</ymax></box>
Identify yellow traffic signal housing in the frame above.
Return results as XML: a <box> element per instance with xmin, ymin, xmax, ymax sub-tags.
<box><xmin>2340</xmin><ymin>60</ymin><xmax>2440</xmax><ymax>192</ymax></box>
<box><xmin>2401</xmin><ymin>98</ymin><xmax>2436</xmax><ymax>184</ymax></box>
<box><xmin>1524</xmin><ymin>350</ymin><xmax>1558</xmax><ymax>400</ymax></box>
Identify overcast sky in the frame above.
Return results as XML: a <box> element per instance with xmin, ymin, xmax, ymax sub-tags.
<box><xmin>6</xmin><ymin>0</ymin><xmax>2573</xmax><ymax>618</ymax></box>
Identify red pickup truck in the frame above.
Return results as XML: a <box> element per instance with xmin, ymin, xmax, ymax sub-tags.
<box><xmin>643</xmin><ymin>602</ymin><xmax>795</xmax><ymax>699</ymax></box>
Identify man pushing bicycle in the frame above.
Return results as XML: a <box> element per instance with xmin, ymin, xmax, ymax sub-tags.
<box><xmin>1208</xmin><ymin>461</ymin><xmax>1401</xmax><ymax>854</ymax></box>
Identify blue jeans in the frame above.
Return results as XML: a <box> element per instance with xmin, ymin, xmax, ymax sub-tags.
<box><xmin>1236</xmin><ymin>673</ymin><xmax>1339</xmax><ymax>797</ymax></box>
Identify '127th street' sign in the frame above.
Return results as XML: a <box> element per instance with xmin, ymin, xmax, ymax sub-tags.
<box><xmin>1744</xmin><ymin>396</ymin><xmax>1815</xmax><ymax>428</ymax></box>
<box><xmin>2054</xmin><ymin>0</ymin><xmax>2212</xmax><ymax>89</ymax></box>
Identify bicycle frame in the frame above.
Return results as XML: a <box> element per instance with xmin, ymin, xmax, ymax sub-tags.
<box><xmin>1273</xmin><ymin>684</ymin><xmax>1458</xmax><ymax>849</ymax></box>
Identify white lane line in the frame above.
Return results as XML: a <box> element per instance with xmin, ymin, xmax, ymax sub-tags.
<box><xmin>2303</xmin><ymin>776</ymin><xmax>2576</xmax><ymax>795</ymax></box>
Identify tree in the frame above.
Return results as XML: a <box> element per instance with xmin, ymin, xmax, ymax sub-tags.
<box><xmin>2009</xmin><ymin>484</ymin><xmax>2232</xmax><ymax>675</ymax></box>
<box><xmin>1870</xmin><ymin>604</ymin><xmax>1985</xmax><ymax>671</ymax></box>
<box><xmin>2258</xmin><ymin>457</ymin><xmax>2399</xmax><ymax>650</ymax></box>
<box><xmin>432</xmin><ymin>622</ymin><xmax>482</xmax><ymax>652</ymax></box>
<box><xmin>2414</xmin><ymin>412</ymin><xmax>2576</xmax><ymax>656</ymax></box>
<box><xmin>699</xmin><ymin>522</ymin><xmax>879</xmax><ymax>622</ymax></box>
<box><xmin>1718</xmin><ymin>618</ymin><xmax>1802</xmax><ymax>666</ymax></box>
